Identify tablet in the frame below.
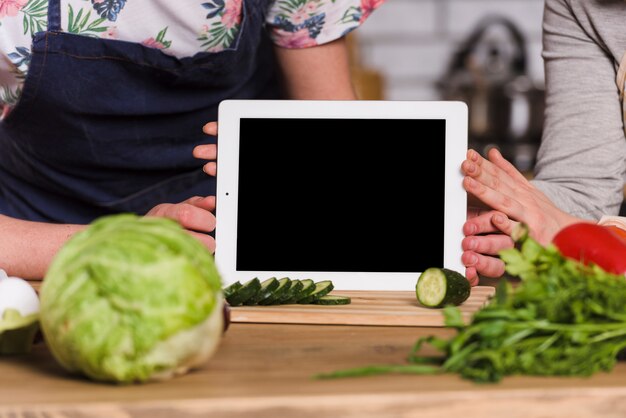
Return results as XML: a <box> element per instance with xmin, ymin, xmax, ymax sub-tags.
<box><xmin>215</xmin><ymin>100</ymin><xmax>468</xmax><ymax>291</ymax></box>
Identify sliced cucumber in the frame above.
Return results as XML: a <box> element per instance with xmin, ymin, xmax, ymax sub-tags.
<box><xmin>315</xmin><ymin>295</ymin><xmax>351</xmax><ymax>305</ymax></box>
<box><xmin>223</xmin><ymin>281</ymin><xmax>242</xmax><ymax>301</ymax></box>
<box><xmin>248</xmin><ymin>277</ymin><xmax>279</xmax><ymax>305</ymax></box>
<box><xmin>416</xmin><ymin>268</ymin><xmax>470</xmax><ymax>308</ymax></box>
<box><xmin>228</xmin><ymin>278</ymin><xmax>347</xmax><ymax>306</ymax></box>
<box><xmin>259</xmin><ymin>277</ymin><xmax>291</xmax><ymax>305</ymax></box>
<box><xmin>298</xmin><ymin>280</ymin><xmax>334</xmax><ymax>304</ymax></box>
<box><xmin>285</xmin><ymin>279</ymin><xmax>315</xmax><ymax>304</ymax></box>
<box><xmin>278</xmin><ymin>279</ymin><xmax>303</xmax><ymax>303</ymax></box>
<box><xmin>227</xmin><ymin>278</ymin><xmax>261</xmax><ymax>306</ymax></box>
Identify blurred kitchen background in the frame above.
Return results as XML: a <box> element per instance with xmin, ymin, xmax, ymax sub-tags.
<box><xmin>349</xmin><ymin>0</ymin><xmax>546</xmax><ymax>175</ymax></box>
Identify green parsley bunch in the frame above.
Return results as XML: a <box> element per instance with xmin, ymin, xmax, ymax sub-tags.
<box><xmin>319</xmin><ymin>232</ymin><xmax>626</xmax><ymax>383</ymax></box>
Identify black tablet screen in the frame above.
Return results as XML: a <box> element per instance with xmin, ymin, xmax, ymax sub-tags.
<box><xmin>235</xmin><ymin>118</ymin><xmax>446</xmax><ymax>272</ymax></box>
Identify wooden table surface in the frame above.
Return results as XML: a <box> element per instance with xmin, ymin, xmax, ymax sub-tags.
<box><xmin>2</xmin><ymin>322</ymin><xmax>626</xmax><ymax>418</ymax></box>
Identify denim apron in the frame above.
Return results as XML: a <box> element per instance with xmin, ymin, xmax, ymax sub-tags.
<box><xmin>0</xmin><ymin>0</ymin><xmax>280</xmax><ymax>223</ymax></box>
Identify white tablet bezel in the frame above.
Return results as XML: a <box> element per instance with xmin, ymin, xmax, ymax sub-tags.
<box><xmin>215</xmin><ymin>100</ymin><xmax>467</xmax><ymax>291</ymax></box>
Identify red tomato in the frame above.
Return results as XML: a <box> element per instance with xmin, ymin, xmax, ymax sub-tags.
<box><xmin>552</xmin><ymin>223</ymin><xmax>626</xmax><ymax>275</ymax></box>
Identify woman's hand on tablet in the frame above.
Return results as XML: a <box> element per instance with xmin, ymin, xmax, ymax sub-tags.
<box><xmin>462</xmin><ymin>209</ymin><xmax>513</xmax><ymax>284</ymax></box>
<box><xmin>146</xmin><ymin>196</ymin><xmax>216</xmax><ymax>252</ymax></box>
<box><xmin>193</xmin><ymin>121</ymin><xmax>218</xmax><ymax>176</ymax></box>
<box><xmin>461</xmin><ymin>148</ymin><xmax>581</xmax><ymax>281</ymax></box>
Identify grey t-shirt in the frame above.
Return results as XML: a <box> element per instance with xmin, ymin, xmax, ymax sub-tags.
<box><xmin>532</xmin><ymin>0</ymin><xmax>626</xmax><ymax>220</ymax></box>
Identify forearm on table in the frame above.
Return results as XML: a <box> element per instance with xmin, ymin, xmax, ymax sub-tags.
<box><xmin>0</xmin><ymin>215</ymin><xmax>84</xmax><ymax>279</ymax></box>
<box><xmin>274</xmin><ymin>37</ymin><xmax>357</xmax><ymax>100</ymax></box>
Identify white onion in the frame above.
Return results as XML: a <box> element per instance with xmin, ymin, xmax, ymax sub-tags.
<box><xmin>0</xmin><ymin>269</ymin><xmax>40</xmax><ymax>317</ymax></box>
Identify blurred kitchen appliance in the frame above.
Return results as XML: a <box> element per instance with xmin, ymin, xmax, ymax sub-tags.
<box><xmin>437</xmin><ymin>16</ymin><xmax>545</xmax><ymax>172</ymax></box>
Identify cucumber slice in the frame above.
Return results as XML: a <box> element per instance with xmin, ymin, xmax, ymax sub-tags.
<box><xmin>247</xmin><ymin>277</ymin><xmax>279</xmax><ymax>305</ymax></box>
<box><xmin>416</xmin><ymin>268</ymin><xmax>470</xmax><ymax>308</ymax></box>
<box><xmin>314</xmin><ymin>295</ymin><xmax>351</xmax><ymax>305</ymax></box>
<box><xmin>229</xmin><ymin>278</ymin><xmax>344</xmax><ymax>306</ymax></box>
<box><xmin>259</xmin><ymin>277</ymin><xmax>291</xmax><ymax>305</ymax></box>
<box><xmin>278</xmin><ymin>279</ymin><xmax>303</xmax><ymax>303</ymax></box>
<box><xmin>285</xmin><ymin>279</ymin><xmax>315</xmax><ymax>304</ymax></box>
<box><xmin>223</xmin><ymin>281</ymin><xmax>242</xmax><ymax>301</ymax></box>
<box><xmin>227</xmin><ymin>278</ymin><xmax>261</xmax><ymax>306</ymax></box>
<box><xmin>298</xmin><ymin>280</ymin><xmax>334</xmax><ymax>304</ymax></box>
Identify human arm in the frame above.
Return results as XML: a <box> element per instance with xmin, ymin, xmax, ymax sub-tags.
<box><xmin>461</xmin><ymin>148</ymin><xmax>585</xmax><ymax>281</ymax></box>
<box><xmin>0</xmin><ymin>216</ymin><xmax>83</xmax><ymax>279</ymax></box>
<box><xmin>273</xmin><ymin>37</ymin><xmax>356</xmax><ymax>100</ymax></box>
<box><xmin>531</xmin><ymin>0</ymin><xmax>626</xmax><ymax>219</ymax></box>
<box><xmin>0</xmin><ymin>197</ymin><xmax>217</xmax><ymax>279</ymax></box>
<box><xmin>265</xmin><ymin>0</ymin><xmax>384</xmax><ymax>100</ymax></box>
<box><xmin>460</xmin><ymin>0</ymin><xmax>626</xmax><ymax>281</ymax></box>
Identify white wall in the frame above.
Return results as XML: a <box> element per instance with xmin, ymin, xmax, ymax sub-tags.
<box><xmin>356</xmin><ymin>0</ymin><xmax>545</xmax><ymax>100</ymax></box>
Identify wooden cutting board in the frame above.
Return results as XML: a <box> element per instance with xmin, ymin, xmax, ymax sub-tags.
<box><xmin>230</xmin><ymin>286</ymin><xmax>495</xmax><ymax>327</ymax></box>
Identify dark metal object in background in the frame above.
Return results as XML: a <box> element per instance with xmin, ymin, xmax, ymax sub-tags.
<box><xmin>438</xmin><ymin>16</ymin><xmax>545</xmax><ymax>173</ymax></box>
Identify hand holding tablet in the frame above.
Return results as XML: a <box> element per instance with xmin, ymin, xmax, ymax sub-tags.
<box><xmin>214</xmin><ymin>100</ymin><xmax>468</xmax><ymax>291</ymax></box>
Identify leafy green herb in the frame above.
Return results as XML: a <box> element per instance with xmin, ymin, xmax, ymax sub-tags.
<box><xmin>317</xmin><ymin>231</ymin><xmax>626</xmax><ymax>383</ymax></box>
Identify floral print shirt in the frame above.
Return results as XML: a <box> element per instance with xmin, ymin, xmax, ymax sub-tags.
<box><xmin>0</xmin><ymin>0</ymin><xmax>384</xmax><ymax>111</ymax></box>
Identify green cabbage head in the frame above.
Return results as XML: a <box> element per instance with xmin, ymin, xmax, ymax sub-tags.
<box><xmin>40</xmin><ymin>214</ymin><xmax>223</xmax><ymax>383</ymax></box>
